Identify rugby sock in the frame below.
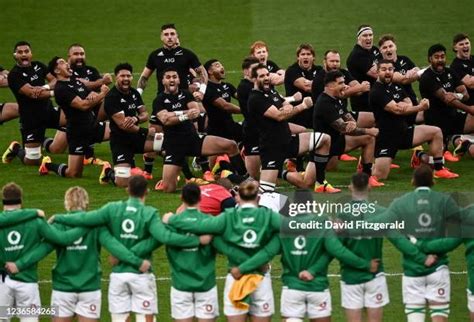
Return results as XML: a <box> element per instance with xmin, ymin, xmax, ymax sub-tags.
<box><xmin>16</xmin><ymin>147</ymin><xmax>26</xmax><ymax>163</ymax></box>
<box><xmin>229</xmin><ymin>154</ymin><xmax>246</xmax><ymax>175</ymax></box>
<box><xmin>259</xmin><ymin>180</ymin><xmax>276</xmax><ymax>193</ymax></box>
<box><xmin>84</xmin><ymin>145</ymin><xmax>94</xmax><ymax>159</ymax></box>
<box><xmin>181</xmin><ymin>159</ymin><xmax>194</xmax><ymax>179</ymax></box>
<box><xmin>451</xmin><ymin>135</ymin><xmax>462</xmax><ymax>147</ymax></box>
<box><xmin>43</xmin><ymin>138</ymin><xmax>53</xmax><ymax>153</ymax></box>
<box><xmin>46</xmin><ymin>162</ymin><xmax>67</xmax><ymax>177</ymax></box>
<box><xmin>405</xmin><ymin>305</ymin><xmax>425</xmax><ymax>322</ymax></box>
<box><xmin>429</xmin><ymin>304</ymin><xmax>450</xmax><ymax>318</ymax></box>
<box><xmin>433</xmin><ymin>157</ymin><xmax>444</xmax><ymax>170</ymax></box>
<box><xmin>281</xmin><ymin>170</ymin><xmax>289</xmax><ymax>181</ymax></box>
<box><xmin>223</xmin><ymin>172</ymin><xmax>248</xmax><ymax>184</ymax></box>
<box><xmin>314</xmin><ymin>153</ymin><xmax>329</xmax><ymax>184</ymax></box>
<box><xmin>197</xmin><ymin>156</ymin><xmax>210</xmax><ymax>172</ymax></box>
<box><xmin>143</xmin><ymin>156</ymin><xmax>154</xmax><ymax>174</ymax></box>
<box><xmin>362</xmin><ymin>163</ymin><xmax>372</xmax><ymax>176</ymax></box>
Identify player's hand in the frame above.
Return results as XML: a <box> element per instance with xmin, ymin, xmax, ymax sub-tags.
<box><xmin>122</xmin><ymin>116</ymin><xmax>135</xmax><ymax>129</ymax></box>
<box><xmin>102</xmin><ymin>73</ymin><xmax>113</xmax><ymax>85</ymax></box>
<box><xmin>366</xmin><ymin>127</ymin><xmax>379</xmax><ymax>137</ymax></box>
<box><xmin>302</xmin><ymin>97</ymin><xmax>313</xmax><ymax>109</ymax></box>
<box><xmin>5</xmin><ymin>262</ymin><xmax>18</xmax><ymax>274</ymax></box>
<box><xmin>298</xmin><ymin>270</ymin><xmax>314</xmax><ymax>281</ymax></box>
<box><xmin>187</xmin><ymin>108</ymin><xmax>201</xmax><ymax>120</ymax></box>
<box><xmin>100</xmin><ymin>84</ymin><xmax>110</xmax><ymax>94</ymax></box>
<box><xmin>86</xmin><ymin>92</ymin><xmax>99</xmax><ymax>101</ymax></box>
<box><xmin>293</xmin><ymin>91</ymin><xmax>303</xmax><ymax>102</ymax></box>
<box><xmin>230</xmin><ymin>267</ymin><xmax>243</xmax><ymax>280</ymax></box>
<box><xmin>445</xmin><ymin>92</ymin><xmax>458</xmax><ymax>103</ymax></box>
<box><xmin>108</xmin><ymin>255</ymin><xmax>119</xmax><ymax>266</ymax></box>
<box><xmin>161</xmin><ymin>212</ymin><xmax>174</xmax><ymax>224</ymax></box>
<box><xmin>36</xmin><ymin>209</ymin><xmax>45</xmax><ymax>218</ymax></box>
<box><xmin>32</xmin><ymin>87</ymin><xmax>43</xmax><ymax>99</ymax></box>
<box><xmin>369</xmin><ymin>259</ymin><xmax>380</xmax><ymax>273</ymax></box>
<box><xmin>424</xmin><ymin>254</ymin><xmax>438</xmax><ymax>267</ymax></box>
<box><xmin>199</xmin><ymin>234</ymin><xmax>213</xmax><ymax>245</ymax></box>
<box><xmin>345</xmin><ymin>121</ymin><xmax>357</xmax><ymax>133</ymax></box>
<box><xmin>193</xmin><ymin>91</ymin><xmax>204</xmax><ymax>102</ymax></box>
<box><xmin>419</xmin><ymin>98</ymin><xmax>430</xmax><ymax>111</ymax></box>
<box><xmin>139</xmin><ymin>259</ymin><xmax>152</xmax><ymax>273</ymax></box>
<box><xmin>360</xmin><ymin>81</ymin><xmax>370</xmax><ymax>92</ymax></box>
<box><xmin>48</xmin><ymin>215</ymin><xmax>55</xmax><ymax>224</ymax></box>
<box><xmin>259</xmin><ymin>263</ymin><xmax>270</xmax><ymax>273</ymax></box>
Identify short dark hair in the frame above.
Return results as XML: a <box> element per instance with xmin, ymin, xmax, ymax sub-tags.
<box><xmin>68</xmin><ymin>43</ymin><xmax>84</xmax><ymax>51</ymax></box>
<box><xmin>241</xmin><ymin>56</ymin><xmax>260</xmax><ymax>70</ymax></box>
<box><xmin>351</xmin><ymin>172</ymin><xmax>369</xmax><ymax>192</ymax></box>
<box><xmin>203</xmin><ymin>59</ymin><xmax>219</xmax><ymax>72</ymax></box>
<box><xmin>47</xmin><ymin>56</ymin><xmax>61</xmax><ymax>77</ymax></box>
<box><xmin>324</xmin><ymin>49</ymin><xmax>340</xmax><ymax>59</ymax></box>
<box><xmin>377</xmin><ymin>59</ymin><xmax>394</xmax><ymax>69</ymax></box>
<box><xmin>453</xmin><ymin>33</ymin><xmax>469</xmax><ymax>46</ymax></box>
<box><xmin>428</xmin><ymin>44</ymin><xmax>446</xmax><ymax>58</ymax></box>
<box><xmin>324</xmin><ymin>70</ymin><xmax>344</xmax><ymax>85</ymax></box>
<box><xmin>181</xmin><ymin>183</ymin><xmax>201</xmax><ymax>205</ymax></box>
<box><xmin>250</xmin><ymin>63</ymin><xmax>268</xmax><ymax>79</ymax></box>
<box><xmin>114</xmin><ymin>62</ymin><xmax>133</xmax><ymax>75</ymax></box>
<box><xmin>238</xmin><ymin>181</ymin><xmax>259</xmax><ymax>201</ymax></box>
<box><xmin>128</xmin><ymin>175</ymin><xmax>148</xmax><ymax>198</ymax></box>
<box><xmin>161</xmin><ymin>23</ymin><xmax>176</xmax><ymax>31</ymax></box>
<box><xmin>162</xmin><ymin>66</ymin><xmax>179</xmax><ymax>79</ymax></box>
<box><xmin>14</xmin><ymin>41</ymin><xmax>31</xmax><ymax>52</ymax></box>
<box><xmin>2</xmin><ymin>182</ymin><xmax>22</xmax><ymax>205</ymax></box>
<box><xmin>296</xmin><ymin>43</ymin><xmax>315</xmax><ymax>56</ymax></box>
<box><xmin>413</xmin><ymin>165</ymin><xmax>434</xmax><ymax>187</ymax></box>
<box><xmin>378</xmin><ymin>34</ymin><xmax>396</xmax><ymax>47</ymax></box>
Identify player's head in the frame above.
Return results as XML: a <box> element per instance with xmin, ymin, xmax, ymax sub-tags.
<box><xmin>48</xmin><ymin>56</ymin><xmax>72</xmax><ymax>78</ymax></box>
<box><xmin>378</xmin><ymin>34</ymin><xmax>397</xmax><ymax>61</ymax></box>
<box><xmin>67</xmin><ymin>43</ymin><xmax>86</xmax><ymax>67</ymax></box>
<box><xmin>427</xmin><ymin>44</ymin><xmax>447</xmax><ymax>72</ymax></box>
<box><xmin>250</xmin><ymin>41</ymin><xmax>269</xmax><ymax>64</ymax></box>
<box><xmin>324</xmin><ymin>70</ymin><xmax>346</xmax><ymax>98</ymax></box>
<box><xmin>241</xmin><ymin>56</ymin><xmax>260</xmax><ymax>78</ymax></box>
<box><xmin>181</xmin><ymin>183</ymin><xmax>201</xmax><ymax>207</ymax></box>
<box><xmin>251</xmin><ymin>63</ymin><xmax>270</xmax><ymax>91</ymax></box>
<box><xmin>161</xmin><ymin>23</ymin><xmax>178</xmax><ymax>48</ymax></box>
<box><xmin>238</xmin><ymin>181</ymin><xmax>259</xmax><ymax>203</ymax></box>
<box><xmin>114</xmin><ymin>62</ymin><xmax>133</xmax><ymax>92</ymax></box>
<box><xmin>412</xmin><ymin>165</ymin><xmax>434</xmax><ymax>187</ymax></box>
<box><xmin>452</xmin><ymin>33</ymin><xmax>471</xmax><ymax>59</ymax></box>
<box><xmin>357</xmin><ymin>24</ymin><xmax>374</xmax><ymax>49</ymax></box>
<box><xmin>377</xmin><ymin>59</ymin><xmax>395</xmax><ymax>84</ymax></box>
<box><xmin>162</xmin><ymin>67</ymin><xmax>180</xmax><ymax>93</ymax></box>
<box><xmin>127</xmin><ymin>175</ymin><xmax>148</xmax><ymax>199</ymax></box>
<box><xmin>349</xmin><ymin>172</ymin><xmax>370</xmax><ymax>194</ymax></box>
<box><xmin>64</xmin><ymin>186</ymin><xmax>89</xmax><ymax>211</ymax></box>
<box><xmin>296</xmin><ymin>43</ymin><xmax>315</xmax><ymax>70</ymax></box>
<box><xmin>323</xmin><ymin>50</ymin><xmax>341</xmax><ymax>72</ymax></box>
<box><xmin>2</xmin><ymin>182</ymin><xmax>22</xmax><ymax>207</ymax></box>
<box><xmin>204</xmin><ymin>59</ymin><xmax>225</xmax><ymax>80</ymax></box>
<box><xmin>13</xmin><ymin>41</ymin><xmax>32</xmax><ymax>66</ymax></box>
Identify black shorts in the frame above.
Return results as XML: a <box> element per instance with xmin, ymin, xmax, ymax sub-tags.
<box><xmin>67</xmin><ymin>122</ymin><xmax>106</xmax><ymax>155</ymax></box>
<box><xmin>163</xmin><ymin>134</ymin><xmax>204</xmax><ymax>166</ymax></box>
<box><xmin>208</xmin><ymin>122</ymin><xmax>243</xmax><ymax>143</ymax></box>
<box><xmin>289</xmin><ymin>108</ymin><xmax>313</xmax><ymax>128</ymax></box>
<box><xmin>425</xmin><ymin>111</ymin><xmax>466</xmax><ymax>137</ymax></box>
<box><xmin>260</xmin><ymin>135</ymin><xmax>299</xmax><ymax>170</ymax></box>
<box><xmin>329</xmin><ymin>135</ymin><xmax>346</xmax><ymax>157</ymax></box>
<box><xmin>375</xmin><ymin>126</ymin><xmax>415</xmax><ymax>159</ymax></box>
<box><xmin>243</xmin><ymin>139</ymin><xmax>260</xmax><ymax>156</ymax></box>
<box><xmin>20</xmin><ymin>105</ymin><xmax>61</xmax><ymax>144</ymax></box>
<box><xmin>110</xmin><ymin>133</ymin><xmax>147</xmax><ymax>165</ymax></box>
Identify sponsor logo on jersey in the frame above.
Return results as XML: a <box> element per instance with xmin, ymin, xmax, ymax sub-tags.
<box><xmin>291</xmin><ymin>235</ymin><xmax>308</xmax><ymax>255</ymax></box>
<box><xmin>157</xmin><ymin>51</ymin><xmax>164</xmax><ymax>57</ymax></box>
<box><xmin>164</xmin><ymin>58</ymin><xmax>175</xmax><ymax>63</ymax></box>
<box><xmin>242</xmin><ymin>229</ymin><xmax>258</xmax><ymax>247</ymax></box>
<box><xmin>120</xmin><ymin>219</ymin><xmax>138</xmax><ymax>239</ymax></box>
<box><xmin>5</xmin><ymin>231</ymin><xmax>24</xmax><ymax>251</ymax></box>
<box><xmin>418</xmin><ymin>213</ymin><xmax>432</xmax><ymax>227</ymax></box>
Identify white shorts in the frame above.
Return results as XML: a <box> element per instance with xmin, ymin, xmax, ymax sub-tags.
<box><xmin>108</xmin><ymin>272</ymin><xmax>158</xmax><ymax>314</ymax></box>
<box><xmin>51</xmin><ymin>290</ymin><xmax>101</xmax><ymax>318</ymax></box>
<box><xmin>170</xmin><ymin>286</ymin><xmax>219</xmax><ymax>319</ymax></box>
<box><xmin>280</xmin><ymin>287</ymin><xmax>332</xmax><ymax>319</ymax></box>
<box><xmin>467</xmin><ymin>289</ymin><xmax>474</xmax><ymax>312</ymax></box>
<box><xmin>402</xmin><ymin>266</ymin><xmax>450</xmax><ymax>305</ymax></box>
<box><xmin>341</xmin><ymin>274</ymin><xmax>390</xmax><ymax>309</ymax></box>
<box><xmin>223</xmin><ymin>273</ymin><xmax>274</xmax><ymax>317</ymax></box>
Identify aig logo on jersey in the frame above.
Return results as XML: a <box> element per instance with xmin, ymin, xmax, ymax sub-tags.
<box><xmin>120</xmin><ymin>219</ymin><xmax>138</xmax><ymax>239</ymax></box>
<box><xmin>241</xmin><ymin>229</ymin><xmax>258</xmax><ymax>248</ymax></box>
<box><xmin>291</xmin><ymin>236</ymin><xmax>308</xmax><ymax>255</ymax></box>
<box><xmin>5</xmin><ymin>231</ymin><xmax>24</xmax><ymax>252</ymax></box>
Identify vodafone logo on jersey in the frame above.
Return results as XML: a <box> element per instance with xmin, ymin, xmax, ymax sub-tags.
<box><xmin>242</xmin><ymin>229</ymin><xmax>258</xmax><ymax>247</ymax></box>
<box><xmin>5</xmin><ymin>231</ymin><xmax>24</xmax><ymax>252</ymax></box>
<box><xmin>120</xmin><ymin>219</ymin><xmax>138</xmax><ymax>239</ymax></box>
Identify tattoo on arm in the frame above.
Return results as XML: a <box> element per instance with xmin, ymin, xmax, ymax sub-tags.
<box><xmin>342</xmin><ymin>113</ymin><xmax>355</xmax><ymax>122</ymax></box>
<box><xmin>330</xmin><ymin>118</ymin><xmax>348</xmax><ymax>134</ymax></box>
<box><xmin>351</xmin><ymin>127</ymin><xmax>367</xmax><ymax>135</ymax></box>
<box><xmin>137</xmin><ymin>76</ymin><xmax>148</xmax><ymax>90</ymax></box>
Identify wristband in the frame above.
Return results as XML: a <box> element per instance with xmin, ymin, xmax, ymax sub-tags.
<box><xmin>174</xmin><ymin>111</ymin><xmax>184</xmax><ymax>116</ymax></box>
<box><xmin>178</xmin><ymin>114</ymin><xmax>189</xmax><ymax>122</ymax></box>
<box><xmin>42</xmin><ymin>84</ymin><xmax>50</xmax><ymax>90</ymax></box>
<box><xmin>138</xmin><ymin>127</ymin><xmax>149</xmax><ymax>136</ymax></box>
<box><xmin>137</xmin><ymin>88</ymin><xmax>144</xmax><ymax>96</ymax></box>
<box><xmin>198</xmin><ymin>83</ymin><xmax>207</xmax><ymax>94</ymax></box>
<box><xmin>455</xmin><ymin>93</ymin><xmax>464</xmax><ymax>100</ymax></box>
<box><xmin>286</xmin><ymin>96</ymin><xmax>296</xmax><ymax>103</ymax></box>
<box><xmin>49</xmin><ymin>90</ymin><xmax>54</xmax><ymax>97</ymax></box>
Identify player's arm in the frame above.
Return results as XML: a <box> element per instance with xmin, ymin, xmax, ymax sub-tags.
<box><xmin>383</xmin><ymin>98</ymin><xmax>429</xmax><ymax>115</ymax></box>
<box><xmin>46</xmin><ymin>72</ymin><xmax>57</xmax><ymax>89</ymax></box>
<box><xmin>130</xmin><ymin>237</ymin><xmax>162</xmax><ymax>257</ymax></box>
<box><xmin>264</xmin><ymin>97</ymin><xmax>313</xmax><ymax>122</ymax></box>
<box><xmin>324</xmin><ymin>230</ymin><xmax>372</xmax><ymax>270</ymax></box>
<box><xmin>212</xmin><ymin>236</ymin><xmax>249</xmax><ymax>263</ymax></box>
<box><xmin>53</xmin><ymin>206</ymin><xmax>110</xmax><ymax>227</ymax></box>
<box><xmin>433</xmin><ymin>87</ymin><xmax>474</xmax><ymax>114</ymax></box>
<box><xmin>460</xmin><ymin>74</ymin><xmax>474</xmax><ymax>89</ymax></box>
<box><xmin>366</xmin><ymin>64</ymin><xmax>378</xmax><ymax>80</ymax></box>
<box><xmin>167</xmin><ymin>211</ymin><xmax>226</xmax><ymax>234</ymax></box>
<box><xmin>70</xmin><ymin>85</ymin><xmax>109</xmax><ymax>111</ymax></box>
<box><xmin>386</xmin><ymin>231</ymin><xmax>428</xmax><ymax>265</ymax></box>
<box><xmin>343</xmin><ymin>80</ymin><xmax>370</xmax><ymax>97</ymax></box>
<box><xmin>0</xmin><ymin>70</ymin><xmax>8</xmax><ymax>87</ymax></box>
<box><xmin>194</xmin><ymin>65</ymin><xmax>208</xmax><ymax>89</ymax></box>
<box><xmin>38</xmin><ymin>219</ymin><xmax>89</xmax><ymax>246</ymax></box>
<box><xmin>306</xmin><ymin>252</ymin><xmax>333</xmax><ymax>277</ymax></box>
<box><xmin>293</xmin><ymin>76</ymin><xmax>313</xmax><ymax>93</ymax></box>
<box><xmin>415</xmin><ymin>237</ymin><xmax>463</xmax><ymax>254</ymax></box>
<box><xmin>149</xmin><ymin>215</ymin><xmax>200</xmax><ymax>247</ymax></box>
<box><xmin>269</xmin><ymin>70</ymin><xmax>285</xmax><ymax>86</ymax></box>
<box><xmin>156</xmin><ymin>101</ymin><xmax>200</xmax><ymax>126</ymax></box>
<box><xmin>137</xmin><ymin>67</ymin><xmax>153</xmax><ymax>95</ymax></box>
<box><xmin>330</xmin><ymin>118</ymin><xmax>378</xmax><ymax>136</ymax></box>
<box><xmin>98</xmin><ymin>227</ymin><xmax>144</xmax><ymax>268</ymax></box>
<box><xmin>0</xmin><ymin>209</ymin><xmax>42</xmax><ymax>227</ymax></box>
<box><xmin>211</xmin><ymin>98</ymin><xmax>241</xmax><ymax>114</ymax></box>
<box><xmin>14</xmin><ymin>242</ymin><xmax>55</xmax><ymax>272</ymax></box>
<box><xmin>238</xmin><ymin>234</ymin><xmax>282</xmax><ymax>274</ymax></box>
<box><xmin>80</xmin><ymin>73</ymin><xmax>113</xmax><ymax>91</ymax></box>
<box><xmin>18</xmin><ymin>83</ymin><xmax>55</xmax><ymax>99</ymax></box>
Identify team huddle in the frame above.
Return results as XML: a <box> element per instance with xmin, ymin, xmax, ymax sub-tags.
<box><xmin>1</xmin><ymin>21</ymin><xmax>474</xmax><ymax>321</ymax></box>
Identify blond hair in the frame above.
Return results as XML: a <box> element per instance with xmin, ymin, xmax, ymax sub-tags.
<box><xmin>238</xmin><ymin>181</ymin><xmax>259</xmax><ymax>201</ymax></box>
<box><xmin>64</xmin><ymin>186</ymin><xmax>89</xmax><ymax>211</ymax></box>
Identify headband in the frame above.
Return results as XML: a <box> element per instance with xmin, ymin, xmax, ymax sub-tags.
<box><xmin>357</xmin><ymin>27</ymin><xmax>373</xmax><ymax>38</ymax></box>
<box><xmin>3</xmin><ymin>199</ymin><xmax>21</xmax><ymax>205</ymax></box>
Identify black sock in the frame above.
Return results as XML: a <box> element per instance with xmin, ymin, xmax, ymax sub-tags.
<box><xmin>43</xmin><ymin>138</ymin><xmax>53</xmax><ymax>153</ymax></box>
<box><xmin>181</xmin><ymin>159</ymin><xmax>193</xmax><ymax>179</ymax></box>
<box><xmin>296</xmin><ymin>156</ymin><xmax>304</xmax><ymax>172</ymax></box>
<box><xmin>229</xmin><ymin>155</ymin><xmax>246</xmax><ymax>175</ymax></box>
<box><xmin>85</xmin><ymin>145</ymin><xmax>94</xmax><ymax>159</ymax></box>
<box><xmin>46</xmin><ymin>162</ymin><xmax>67</xmax><ymax>177</ymax></box>
<box><xmin>226</xmin><ymin>173</ymin><xmax>248</xmax><ymax>184</ymax></box>
<box><xmin>17</xmin><ymin>147</ymin><xmax>25</xmax><ymax>163</ymax></box>
<box><xmin>362</xmin><ymin>163</ymin><xmax>372</xmax><ymax>176</ymax></box>
<box><xmin>451</xmin><ymin>135</ymin><xmax>462</xmax><ymax>147</ymax></box>
<box><xmin>314</xmin><ymin>153</ymin><xmax>329</xmax><ymax>184</ymax></box>
<box><xmin>433</xmin><ymin>157</ymin><xmax>443</xmax><ymax>170</ymax></box>
<box><xmin>416</xmin><ymin>151</ymin><xmax>427</xmax><ymax>158</ymax></box>
<box><xmin>282</xmin><ymin>170</ymin><xmax>289</xmax><ymax>181</ymax></box>
<box><xmin>143</xmin><ymin>156</ymin><xmax>154</xmax><ymax>174</ymax></box>
<box><xmin>197</xmin><ymin>156</ymin><xmax>210</xmax><ymax>172</ymax></box>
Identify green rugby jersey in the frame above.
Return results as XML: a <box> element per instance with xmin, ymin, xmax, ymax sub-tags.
<box><xmin>369</xmin><ymin>187</ymin><xmax>460</xmax><ymax>276</ymax></box>
<box><xmin>0</xmin><ymin>208</ymin><xmax>39</xmax><ymax>227</ymax></box>
<box><xmin>54</xmin><ymin>197</ymin><xmax>200</xmax><ymax>273</ymax></box>
<box><xmin>168</xmin><ymin>204</ymin><xmax>280</xmax><ymax>268</ymax></box>
<box><xmin>14</xmin><ymin>215</ymin><xmax>145</xmax><ymax>292</ymax></box>
<box><xmin>0</xmin><ymin>210</ymin><xmax>87</xmax><ymax>283</ymax></box>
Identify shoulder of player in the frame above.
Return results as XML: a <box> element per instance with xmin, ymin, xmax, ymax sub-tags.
<box><xmin>285</xmin><ymin>62</ymin><xmax>300</xmax><ymax>72</ymax></box>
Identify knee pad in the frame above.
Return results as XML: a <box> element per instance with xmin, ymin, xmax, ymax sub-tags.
<box><xmin>24</xmin><ymin>146</ymin><xmax>41</xmax><ymax>160</ymax></box>
<box><xmin>308</xmin><ymin>132</ymin><xmax>324</xmax><ymax>151</ymax></box>
<box><xmin>405</xmin><ymin>305</ymin><xmax>425</xmax><ymax>322</ymax></box>
<box><xmin>111</xmin><ymin>313</ymin><xmax>129</xmax><ymax>322</ymax></box>
<box><xmin>153</xmin><ymin>133</ymin><xmax>164</xmax><ymax>152</ymax></box>
<box><xmin>135</xmin><ymin>314</ymin><xmax>155</xmax><ymax>322</ymax></box>
<box><xmin>429</xmin><ymin>303</ymin><xmax>450</xmax><ymax>318</ymax></box>
<box><xmin>114</xmin><ymin>166</ymin><xmax>131</xmax><ymax>178</ymax></box>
